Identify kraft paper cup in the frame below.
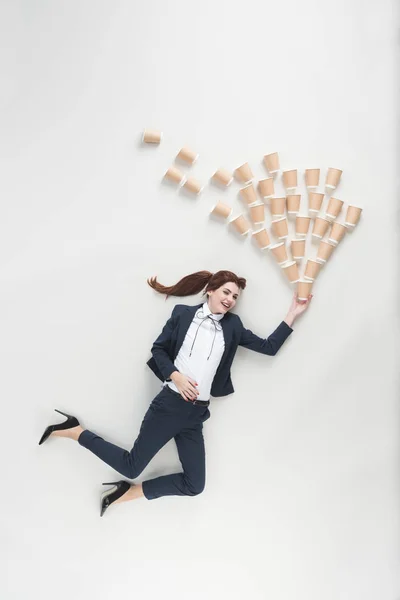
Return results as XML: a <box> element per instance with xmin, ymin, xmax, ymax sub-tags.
<box><xmin>295</xmin><ymin>215</ymin><xmax>311</xmax><ymax>238</ymax></box>
<box><xmin>282</xmin><ymin>169</ymin><xmax>298</xmax><ymax>192</ymax></box>
<box><xmin>297</xmin><ymin>280</ymin><xmax>313</xmax><ymax>301</ymax></box>
<box><xmin>183</xmin><ymin>177</ymin><xmax>203</xmax><ymax>194</ymax></box>
<box><xmin>328</xmin><ymin>221</ymin><xmax>348</xmax><ymax>245</ymax></box>
<box><xmin>177</xmin><ymin>147</ymin><xmax>198</xmax><ymax>165</ymax></box>
<box><xmin>252</xmin><ymin>228</ymin><xmax>271</xmax><ymax>249</ymax></box>
<box><xmin>240</xmin><ymin>183</ymin><xmax>257</xmax><ymax>205</ymax></box>
<box><xmin>258</xmin><ymin>178</ymin><xmax>275</xmax><ymax>199</ymax></box>
<box><xmin>316</xmin><ymin>240</ymin><xmax>335</xmax><ymax>264</ymax></box>
<box><xmin>308</xmin><ymin>192</ymin><xmax>324</xmax><ymax>214</ymax></box>
<box><xmin>305</xmin><ymin>169</ymin><xmax>320</xmax><ymax>189</ymax></box>
<box><xmin>249</xmin><ymin>203</ymin><xmax>265</xmax><ymax>224</ymax></box>
<box><xmin>287</xmin><ymin>194</ymin><xmax>301</xmax><ymax>215</ymax></box>
<box><xmin>269</xmin><ymin>242</ymin><xmax>288</xmax><ymax>265</ymax></box>
<box><xmin>325</xmin><ymin>197</ymin><xmax>344</xmax><ymax>221</ymax></box>
<box><xmin>345</xmin><ymin>205</ymin><xmax>363</xmax><ymax>228</ymax></box>
<box><xmin>281</xmin><ymin>261</ymin><xmax>300</xmax><ymax>283</ymax></box>
<box><xmin>312</xmin><ymin>216</ymin><xmax>330</xmax><ymax>239</ymax></box>
<box><xmin>143</xmin><ymin>129</ymin><xmax>162</xmax><ymax>144</ymax></box>
<box><xmin>291</xmin><ymin>238</ymin><xmax>306</xmax><ymax>261</ymax></box>
<box><xmin>264</xmin><ymin>152</ymin><xmax>280</xmax><ymax>174</ymax></box>
<box><xmin>270</xmin><ymin>197</ymin><xmax>286</xmax><ymax>218</ymax></box>
<box><xmin>235</xmin><ymin>162</ymin><xmax>254</xmax><ymax>183</ymax></box>
<box><xmin>229</xmin><ymin>214</ymin><xmax>251</xmax><ymax>235</ymax></box>
<box><xmin>304</xmin><ymin>259</ymin><xmax>321</xmax><ymax>281</ymax></box>
<box><xmin>212</xmin><ymin>168</ymin><xmax>233</xmax><ymax>187</ymax></box>
<box><xmin>165</xmin><ymin>166</ymin><xmax>186</xmax><ymax>185</ymax></box>
<box><xmin>325</xmin><ymin>168</ymin><xmax>342</xmax><ymax>190</ymax></box>
<box><xmin>210</xmin><ymin>202</ymin><xmax>233</xmax><ymax>219</ymax></box>
<box><xmin>271</xmin><ymin>217</ymin><xmax>289</xmax><ymax>239</ymax></box>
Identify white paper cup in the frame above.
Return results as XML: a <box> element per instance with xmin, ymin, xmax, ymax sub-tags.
<box><xmin>264</xmin><ymin>152</ymin><xmax>280</xmax><ymax>174</ymax></box>
<box><xmin>270</xmin><ymin>197</ymin><xmax>286</xmax><ymax>218</ymax></box>
<box><xmin>271</xmin><ymin>217</ymin><xmax>289</xmax><ymax>239</ymax></box>
<box><xmin>325</xmin><ymin>197</ymin><xmax>344</xmax><ymax>221</ymax></box>
<box><xmin>291</xmin><ymin>238</ymin><xmax>306</xmax><ymax>260</ymax></box>
<box><xmin>287</xmin><ymin>194</ymin><xmax>301</xmax><ymax>215</ymax></box>
<box><xmin>183</xmin><ymin>177</ymin><xmax>203</xmax><ymax>194</ymax></box>
<box><xmin>312</xmin><ymin>216</ymin><xmax>330</xmax><ymax>239</ymax></box>
<box><xmin>249</xmin><ymin>203</ymin><xmax>265</xmax><ymax>224</ymax></box>
<box><xmin>235</xmin><ymin>162</ymin><xmax>254</xmax><ymax>183</ymax></box>
<box><xmin>143</xmin><ymin>129</ymin><xmax>162</xmax><ymax>144</ymax></box>
<box><xmin>165</xmin><ymin>166</ymin><xmax>186</xmax><ymax>185</ymax></box>
<box><xmin>316</xmin><ymin>240</ymin><xmax>335</xmax><ymax>264</ymax></box>
<box><xmin>304</xmin><ymin>259</ymin><xmax>321</xmax><ymax>281</ymax></box>
<box><xmin>240</xmin><ymin>184</ymin><xmax>257</xmax><ymax>205</ymax></box>
<box><xmin>258</xmin><ymin>178</ymin><xmax>275</xmax><ymax>199</ymax></box>
<box><xmin>345</xmin><ymin>205</ymin><xmax>363</xmax><ymax>228</ymax></box>
<box><xmin>328</xmin><ymin>221</ymin><xmax>348</xmax><ymax>245</ymax></box>
<box><xmin>229</xmin><ymin>214</ymin><xmax>251</xmax><ymax>235</ymax></box>
<box><xmin>308</xmin><ymin>192</ymin><xmax>324</xmax><ymax>214</ymax></box>
<box><xmin>297</xmin><ymin>279</ymin><xmax>313</xmax><ymax>301</ymax></box>
<box><xmin>305</xmin><ymin>168</ymin><xmax>320</xmax><ymax>189</ymax></box>
<box><xmin>212</xmin><ymin>168</ymin><xmax>233</xmax><ymax>187</ymax></box>
<box><xmin>252</xmin><ymin>228</ymin><xmax>271</xmax><ymax>249</ymax></box>
<box><xmin>282</xmin><ymin>169</ymin><xmax>298</xmax><ymax>192</ymax></box>
<box><xmin>295</xmin><ymin>215</ymin><xmax>311</xmax><ymax>238</ymax></box>
<box><xmin>177</xmin><ymin>147</ymin><xmax>198</xmax><ymax>165</ymax></box>
<box><xmin>210</xmin><ymin>202</ymin><xmax>233</xmax><ymax>219</ymax></box>
<box><xmin>281</xmin><ymin>260</ymin><xmax>300</xmax><ymax>283</ymax></box>
<box><xmin>269</xmin><ymin>242</ymin><xmax>288</xmax><ymax>264</ymax></box>
<box><xmin>325</xmin><ymin>167</ymin><xmax>342</xmax><ymax>190</ymax></box>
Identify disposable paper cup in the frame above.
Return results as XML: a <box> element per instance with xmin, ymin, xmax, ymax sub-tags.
<box><xmin>143</xmin><ymin>129</ymin><xmax>162</xmax><ymax>144</ymax></box>
<box><xmin>282</xmin><ymin>169</ymin><xmax>298</xmax><ymax>192</ymax></box>
<box><xmin>287</xmin><ymin>194</ymin><xmax>301</xmax><ymax>214</ymax></box>
<box><xmin>325</xmin><ymin>168</ymin><xmax>342</xmax><ymax>190</ymax></box>
<box><xmin>305</xmin><ymin>168</ymin><xmax>320</xmax><ymax>189</ymax></box>
<box><xmin>258</xmin><ymin>178</ymin><xmax>275</xmax><ymax>199</ymax></box>
<box><xmin>229</xmin><ymin>214</ymin><xmax>251</xmax><ymax>235</ymax></box>
<box><xmin>249</xmin><ymin>203</ymin><xmax>265</xmax><ymax>224</ymax></box>
<box><xmin>304</xmin><ymin>259</ymin><xmax>321</xmax><ymax>281</ymax></box>
<box><xmin>240</xmin><ymin>184</ymin><xmax>257</xmax><ymax>205</ymax></box>
<box><xmin>316</xmin><ymin>240</ymin><xmax>335</xmax><ymax>264</ymax></box>
<box><xmin>269</xmin><ymin>242</ymin><xmax>288</xmax><ymax>265</ymax></box>
<box><xmin>252</xmin><ymin>228</ymin><xmax>271</xmax><ymax>249</ymax></box>
<box><xmin>210</xmin><ymin>202</ymin><xmax>233</xmax><ymax>219</ymax></box>
<box><xmin>295</xmin><ymin>215</ymin><xmax>311</xmax><ymax>237</ymax></box>
<box><xmin>165</xmin><ymin>166</ymin><xmax>186</xmax><ymax>185</ymax></box>
<box><xmin>308</xmin><ymin>192</ymin><xmax>324</xmax><ymax>214</ymax></box>
<box><xmin>281</xmin><ymin>261</ymin><xmax>300</xmax><ymax>283</ymax></box>
<box><xmin>328</xmin><ymin>221</ymin><xmax>348</xmax><ymax>245</ymax></box>
<box><xmin>264</xmin><ymin>152</ymin><xmax>280</xmax><ymax>174</ymax></box>
<box><xmin>270</xmin><ymin>197</ymin><xmax>286</xmax><ymax>218</ymax></box>
<box><xmin>312</xmin><ymin>216</ymin><xmax>330</xmax><ymax>239</ymax></box>
<box><xmin>291</xmin><ymin>238</ymin><xmax>306</xmax><ymax>260</ymax></box>
<box><xmin>212</xmin><ymin>168</ymin><xmax>233</xmax><ymax>187</ymax></box>
<box><xmin>345</xmin><ymin>205</ymin><xmax>363</xmax><ymax>228</ymax></box>
<box><xmin>177</xmin><ymin>147</ymin><xmax>198</xmax><ymax>165</ymax></box>
<box><xmin>297</xmin><ymin>280</ymin><xmax>313</xmax><ymax>301</ymax></box>
<box><xmin>183</xmin><ymin>177</ymin><xmax>203</xmax><ymax>194</ymax></box>
<box><xmin>271</xmin><ymin>217</ymin><xmax>289</xmax><ymax>239</ymax></box>
<box><xmin>235</xmin><ymin>162</ymin><xmax>254</xmax><ymax>183</ymax></box>
<box><xmin>325</xmin><ymin>197</ymin><xmax>344</xmax><ymax>221</ymax></box>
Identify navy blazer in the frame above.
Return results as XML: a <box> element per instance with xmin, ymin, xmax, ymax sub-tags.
<box><xmin>147</xmin><ymin>303</ymin><xmax>293</xmax><ymax>397</ymax></box>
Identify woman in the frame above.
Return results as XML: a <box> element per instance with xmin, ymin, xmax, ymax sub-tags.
<box><xmin>39</xmin><ymin>270</ymin><xmax>312</xmax><ymax>516</ymax></box>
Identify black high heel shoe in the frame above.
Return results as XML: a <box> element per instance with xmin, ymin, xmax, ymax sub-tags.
<box><xmin>100</xmin><ymin>480</ymin><xmax>131</xmax><ymax>517</ymax></box>
<box><xmin>38</xmin><ymin>409</ymin><xmax>80</xmax><ymax>445</ymax></box>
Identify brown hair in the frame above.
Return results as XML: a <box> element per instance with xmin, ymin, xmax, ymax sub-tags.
<box><xmin>147</xmin><ymin>270</ymin><xmax>246</xmax><ymax>299</ymax></box>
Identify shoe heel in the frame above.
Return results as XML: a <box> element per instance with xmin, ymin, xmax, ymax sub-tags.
<box><xmin>102</xmin><ymin>481</ymin><xmax>122</xmax><ymax>486</ymax></box>
<box><xmin>54</xmin><ymin>409</ymin><xmax>72</xmax><ymax>418</ymax></box>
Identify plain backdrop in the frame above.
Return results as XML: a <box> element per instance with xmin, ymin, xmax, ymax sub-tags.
<box><xmin>1</xmin><ymin>1</ymin><xmax>399</xmax><ymax>599</ymax></box>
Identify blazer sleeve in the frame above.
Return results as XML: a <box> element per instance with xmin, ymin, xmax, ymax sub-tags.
<box><xmin>237</xmin><ymin>318</ymin><xmax>293</xmax><ymax>356</ymax></box>
<box><xmin>150</xmin><ymin>305</ymin><xmax>180</xmax><ymax>380</ymax></box>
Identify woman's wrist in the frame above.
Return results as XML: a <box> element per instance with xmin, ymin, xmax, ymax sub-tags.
<box><xmin>284</xmin><ymin>312</ymin><xmax>296</xmax><ymax>328</ymax></box>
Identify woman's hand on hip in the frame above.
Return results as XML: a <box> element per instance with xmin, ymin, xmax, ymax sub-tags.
<box><xmin>170</xmin><ymin>372</ymin><xmax>199</xmax><ymax>401</ymax></box>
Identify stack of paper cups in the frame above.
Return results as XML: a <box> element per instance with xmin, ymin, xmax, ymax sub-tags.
<box><xmin>325</xmin><ymin>168</ymin><xmax>342</xmax><ymax>191</ymax></box>
<box><xmin>316</xmin><ymin>240</ymin><xmax>336</xmax><ymax>264</ymax></box>
<box><xmin>304</xmin><ymin>259</ymin><xmax>321</xmax><ymax>281</ymax></box>
<box><xmin>345</xmin><ymin>205</ymin><xmax>363</xmax><ymax>228</ymax></box>
<box><xmin>297</xmin><ymin>280</ymin><xmax>313</xmax><ymax>301</ymax></box>
<box><xmin>308</xmin><ymin>192</ymin><xmax>324</xmax><ymax>215</ymax></box>
<box><xmin>270</xmin><ymin>197</ymin><xmax>286</xmax><ymax>218</ymax></box>
<box><xmin>287</xmin><ymin>194</ymin><xmax>301</xmax><ymax>215</ymax></box>
<box><xmin>282</xmin><ymin>261</ymin><xmax>300</xmax><ymax>283</ymax></box>
<box><xmin>143</xmin><ymin>129</ymin><xmax>162</xmax><ymax>144</ymax></box>
<box><xmin>235</xmin><ymin>162</ymin><xmax>254</xmax><ymax>184</ymax></box>
<box><xmin>258</xmin><ymin>178</ymin><xmax>275</xmax><ymax>199</ymax></box>
<box><xmin>305</xmin><ymin>169</ymin><xmax>320</xmax><ymax>189</ymax></box>
<box><xmin>295</xmin><ymin>215</ymin><xmax>311</xmax><ymax>238</ymax></box>
<box><xmin>252</xmin><ymin>228</ymin><xmax>271</xmax><ymax>249</ymax></box>
<box><xmin>177</xmin><ymin>147</ymin><xmax>198</xmax><ymax>165</ymax></box>
<box><xmin>212</xmin><ymin>168</ymin><xmax>233</xmax><ymax>187</ymax></box>
<box><xmin>325</xmin><ymin>197</ymin><xmax>344</xmax><ymax>221</ymax></box>
<box><xmin>210</xmin><ymin>202</ymin><xmax>233</xmax><ymax>219</ymax></box>
<box><xmin>312</xmin><ymin>216</ymin><xmax>330</xmax><ymax>239</ymax></box>
<box><xmin>240</xmin><ymin>184</ymin><xmax>258</xmax><ymax>205</ymax></box>
<box><xmin>282</xmin><ymin>170</ymin><xmax>298</xmax><ymax>193</ymax></box>
<box><xmin>291</xmin><ymin>239</ymin><xmax>306</xmax><ymax>261</ymax></box>
<box><xmin>271</xmin><ymin>217</ymin><xmax>289</xmax><ymax>239</ymax></box>
<box><xmin>165</xmin><ymin>166</ymin><xmax>186</xmax><ymax>185</ymax></box>
<box><xmin>249</xmin><ymin>203</ymin><xmax>265</xmax><ymax>225</ymax></box>
<box><xmin>264</xmin><ymin>152</ymin><xmax>280</xmax><ymax>174</ymax></box>
<box><xmin>328</xmin><ymin>222</ymin><xmax>348</xmax><ymax>245</ymax></box>
<box><xmin>269</xmin><ymin>242</ymin><xmax>288</xmax><ymax>265</ymax></box>
<box><xmin>184</xmin><ymin>177</ymin><xmax>203</xmax><ymax>194</ymax></box>
<box><xmin>229</xmin><ymin>214</ymin><xmax>251</xmax><ymax>235</ymax></box>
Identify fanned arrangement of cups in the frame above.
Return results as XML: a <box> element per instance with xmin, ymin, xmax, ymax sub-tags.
<box><xmin>143</xmin><ymin>129</ymin><xmax>363</xmax><ymax>301</ymax></box>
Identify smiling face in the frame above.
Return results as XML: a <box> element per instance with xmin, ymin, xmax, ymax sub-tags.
<box><xmin>207</xmin><ymin>281</ymin><xmax>240</xmax><ymax>314</ymax></box>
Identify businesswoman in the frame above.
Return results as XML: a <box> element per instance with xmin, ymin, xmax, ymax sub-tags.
<box><xmin>39</xmin><ymin>270</ymin><xmax>312</xmax><ymax>516</ymax></box>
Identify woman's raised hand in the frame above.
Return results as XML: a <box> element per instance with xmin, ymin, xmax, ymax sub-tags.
<box><xmin>284</xmin><ymin>292</ymin><xmax>313</xmax><ymax>326</ymax></box>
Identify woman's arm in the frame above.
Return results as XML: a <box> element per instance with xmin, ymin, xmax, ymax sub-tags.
<box><xmin>150</xmin><ymin>306</ymin><xmax>180</xmax><ymax>380</ymax></box>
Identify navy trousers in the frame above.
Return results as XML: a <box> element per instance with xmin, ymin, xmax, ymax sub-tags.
<box><xmin>78</xmin><ymin>386</ymin><xmax>211</xmax><ymax>500</ymax></box>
